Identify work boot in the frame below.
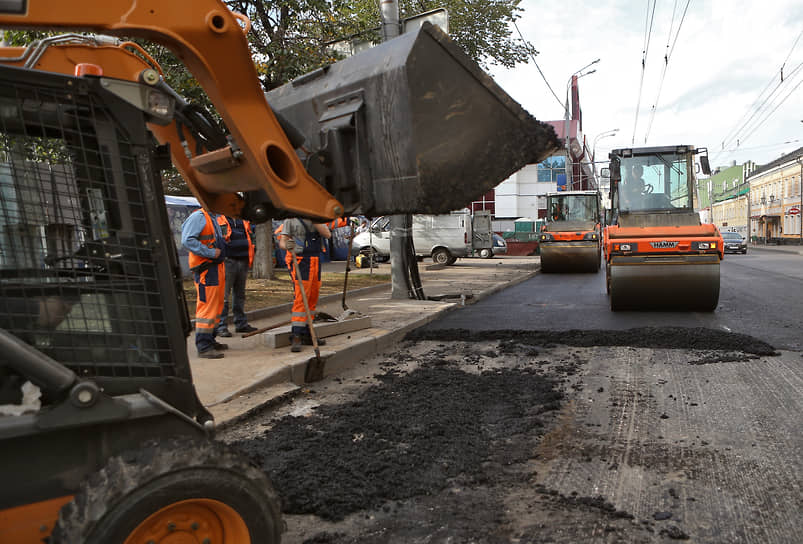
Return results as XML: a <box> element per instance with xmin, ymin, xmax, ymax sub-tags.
<box><xmin>290</xmin><ymin>335</ymin><xmax>303</xmax><ymax>352</ymax></box>
<box><xmin>301</xmin><ymin>335</ymin><xmax>326</xmax><ymax>346</ymax></box>
<box><xmin>198</xmin><ymin>349</ymin><xmax>224</xmax><ymax>359</ymax></box>
<box><xmin>236</xmin><ymin>325</ymin><xmax>258</xmax><ymax>334</ymax></box>
<box><xmin>213</xmin><ymin>342</ymin><xmax>229</xmax><ymax>351</ymax></box>
<box><xmin>217</xmin><ymin>329</ymin><xmax>233</xmax><ymax>338</ymax></box>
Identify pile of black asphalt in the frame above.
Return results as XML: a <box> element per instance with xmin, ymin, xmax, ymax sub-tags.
<box><xmin>406</xmin><ymin>327</ymin><xmax>778</xmax><ymax>356</ymax></box>
<box><xmin>232</xmin><ymin>347</ymin><xmax>563</xmax><ymax>522</ymax></box>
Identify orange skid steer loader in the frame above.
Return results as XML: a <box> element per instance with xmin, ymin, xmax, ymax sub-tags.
<box><xmin>0</xmin><ymin>1</ymin><xmax>561</xmax><ymax>541</ymax></box>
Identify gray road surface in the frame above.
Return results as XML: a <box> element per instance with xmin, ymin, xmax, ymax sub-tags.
<box><xmin>429</xmin><ymin>248</ymin><xmax>803</xmax><ymax>350</ymax></box>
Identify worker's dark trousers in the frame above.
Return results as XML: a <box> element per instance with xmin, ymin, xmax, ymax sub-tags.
<box><xmin>217</xmin><ymin>257</ymin><xmax>249</xmax><ymax>332</ymax></box>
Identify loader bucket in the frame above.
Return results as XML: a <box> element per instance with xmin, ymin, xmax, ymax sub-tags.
<box><xmin>266</xmin><ymin>22</ymin><xmax>561</xmax><ymax>216</ymax></box>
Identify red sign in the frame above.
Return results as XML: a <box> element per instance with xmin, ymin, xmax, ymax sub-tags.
<box><xmin>790</xmin><ymin>207</ymin><xmax>801</xmax><ymax>215</ymax></box>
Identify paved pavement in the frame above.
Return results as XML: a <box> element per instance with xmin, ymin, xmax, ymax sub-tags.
<box><xmin>746</xmin><ymin>242</ymin><xmax>803</xmax><ymax>255</ymax></box>
<box><xmin>190</xmin><ymin>256</ymin><xmax>541</xmax><ymax>426</ymax></box>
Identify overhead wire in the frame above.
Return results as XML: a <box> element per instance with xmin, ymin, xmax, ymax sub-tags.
<box><xmin>631</xmin><ymin>0</ymin><xmax>658</xmax><ymax>144</ymax></box>
<box><xmin>512</xmin><ymin>19</ymin><xmax>564</xmax><ymax>110</ymax></box>
<box><xmin>737</xmin><ymin>65</ymin><xmax>803</xmax><ymax>146</ymax></box>
<box><xmin>643</xmin><ymin>0</ymin><xmax>691</xmax><ymax>143</ymax></box>
<box><xmin>713</xmin><ymin>28</ymin><xmax>803</xmax><ymax>162</ymax></box>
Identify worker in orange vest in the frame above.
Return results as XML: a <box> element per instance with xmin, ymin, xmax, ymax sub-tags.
<box><xmin>278</xmin><ymin>218</ymin><xmax>331</xmax><ymax>352</ymax></box>
<box><xmin>181</xmin><ymin>208</ymin><xmax>228</xmax><ymax>358</ymax></box>
<box><xmin>215</xmin><ymin>213</ymin><xmax>258</xmax><ymax>337</ymax></box>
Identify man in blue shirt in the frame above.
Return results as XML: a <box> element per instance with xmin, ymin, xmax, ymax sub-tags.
<box><xmin>216</xmin><ymin>214</ymin><xmax>258</xmax><ymax>337</ymax></box>
<box><xmin>181</xmin><ymin>208</ymin><xmax>228</xmax><ymax>358</ymax></box>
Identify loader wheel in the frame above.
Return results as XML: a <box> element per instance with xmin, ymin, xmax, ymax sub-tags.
<box><xmin>51</xmin><ymin>439</ymin><xmax>281</xmax><ymax>544</ymax></box>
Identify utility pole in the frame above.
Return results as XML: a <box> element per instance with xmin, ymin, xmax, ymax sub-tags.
<box><xmin>563</xmin><ymin>61</ymin><xmax>598</xmax><ymax>192</ymax></box>
<box><xmin>381</xmin><ymin>0</ymin><xmax>413</xmax><ymax>299</ymax></box>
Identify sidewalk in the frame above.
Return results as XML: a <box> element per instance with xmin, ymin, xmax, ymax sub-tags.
<box><xmin>747</xmin><ymin>242</ymin><xmax>803</xmax><ymax>256</ymax></box>
<box><xmin>190</xmin><ymin>256</ymin><xmax>541</xmax><ymax>426</ymax></box>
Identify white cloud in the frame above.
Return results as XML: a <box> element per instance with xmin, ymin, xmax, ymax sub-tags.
<box><xmin>490</xmin><ymin>0</ymin><xmax>803</xmax><ymax>167</ymax></box>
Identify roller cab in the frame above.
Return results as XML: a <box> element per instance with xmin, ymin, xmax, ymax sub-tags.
<box><xmin>603</xmin><ymin>145</ymin><xmax>723</xmax><ymax>311</ymax></box>
<box><xmin>539</xmin><ymin>191</ymin><xmax>601</xmax><ymax>273</ymax></box>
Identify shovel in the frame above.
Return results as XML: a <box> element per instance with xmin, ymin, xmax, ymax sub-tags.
<box><xmin>289</xmin><ymin>252</ymin><xmax>326</xmax><ymax>382</ymax></box>
<box><xmin>338</xmin><ymin>221</ymin><xmax>362</xmax><ymax>321</ymax></box>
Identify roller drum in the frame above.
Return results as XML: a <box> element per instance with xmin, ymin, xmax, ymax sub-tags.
<box><xmin>608</xmin><ymin>254</ymin><xmax>720</xmax><ymax>311</ymax></box>
<box><xmin>540</xmin><ymin>242</ymin><xmax>600</xmax><ymax>273</ymax></box>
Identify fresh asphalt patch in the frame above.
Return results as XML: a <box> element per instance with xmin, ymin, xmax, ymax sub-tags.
<box><xmin>406</xmin><ymin>327</ymin><xmax>779</xmax><ymax>357</ymax></box>
<box><xmin>233</xmin><ymin>351</ymin><xmax>563</xmax><ymax>522</ymax></box>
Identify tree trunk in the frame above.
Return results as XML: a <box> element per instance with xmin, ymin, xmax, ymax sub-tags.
<box><xmin>252</xmin><ymin>221</ymin><xmax>275</xmax><ymax>280</ymax></box>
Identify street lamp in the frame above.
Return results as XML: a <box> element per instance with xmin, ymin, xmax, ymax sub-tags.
<box><xmin>592</xmin><ymin>128</ymin><xmax>619</xmax><ymax>171</ymax></box>
<box><xmin>564</xmin><ymin>59</ymin><xmax>600</xmax><ymax>190</ymax></box>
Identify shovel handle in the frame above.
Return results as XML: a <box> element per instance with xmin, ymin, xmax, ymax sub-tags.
<box><xmin>241</xmin><ymin>319</ymin><xmax>292</xmax><ymax>338</ymax></box>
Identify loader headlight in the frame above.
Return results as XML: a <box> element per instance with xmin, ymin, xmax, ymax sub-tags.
<box><xmin>583</xmin><ymin>232</ymin><xmax>598</xmax><ymax>240</ymax></box>
<box><xmin>698</xmin><ymin>242</ymin><xmax>710</xmax><ymax>250</ymax></box>
<box><xmin>540</xmin><ymin>233</ymin><xmax>553</xmax><ymax>242</ymax></box>
<box><xmin>620</xmin><ymin>243</ymin><xmax>631</xmax><ymax>251</ymax></box>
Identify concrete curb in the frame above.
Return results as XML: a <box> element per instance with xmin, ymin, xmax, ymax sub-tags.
<box><xmin>213</xmin><ymin>264</ymin><xmax>541</xmax><ymax>402</ymax></box>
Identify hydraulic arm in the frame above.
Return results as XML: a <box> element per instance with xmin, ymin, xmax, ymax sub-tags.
<box><xmin>0</xmin><ymin>0</ymin><xmax>343</xmax><ymax>221</ymax></box>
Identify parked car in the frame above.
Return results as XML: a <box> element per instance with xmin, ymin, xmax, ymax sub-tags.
<box><xmin>721</xmin><ymin>231</ymin><xmax>747</xmax><ymax>254</ymax></box>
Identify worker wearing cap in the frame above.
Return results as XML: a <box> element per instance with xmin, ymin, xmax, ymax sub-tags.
<box><xmin>278</xmin><ymin>218</ymin><xmax>331</xmax><ymax>352</ymax></box>
<box><xmin>181</xmin><ymin>208</ymin><xmax>228</xmax><ymax>359</ymax></box>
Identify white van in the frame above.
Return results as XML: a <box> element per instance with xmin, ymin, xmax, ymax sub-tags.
<box><xmin>352</xmin><ymin>212</ymin><xmax>478</xmax><ymax>265</ymax></box>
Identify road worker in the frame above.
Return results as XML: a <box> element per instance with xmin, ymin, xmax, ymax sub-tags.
<box><xmin>181</xmin><ymin>208</ymin><xmax>228</xmax><ymax>359</ymax></box>
<box><xmin>278</xmin><ymin>218</ymin><xmax>331</xmax><ymax>352</ymax></box>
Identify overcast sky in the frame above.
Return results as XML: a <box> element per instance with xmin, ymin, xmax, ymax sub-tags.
<box><xmin>489</xmin><ymin>0</ymin><xmax>803</xmax><ymax>170</ymax></box>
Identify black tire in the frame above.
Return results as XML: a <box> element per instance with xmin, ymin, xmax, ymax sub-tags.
<box><xmin>51</xmin><ymin>439</ymin><xmax>282</xmax><ymax>544</ymax></box>
<box><xmin>432</xmin><ymin>248</ymin><xmax>451</xmax><ymax>265</ymax></box>
<box><xmin>605</xmin><ymin>262</ymin><xmax>611</xmax><ymax>295</ymax></box>
<box><xmin>479</xmin><ymin>248</ymin><xmax>493</xmax><ymax>259</ymax></box>
<box><xmin>743</xmin><ymin>249</ymin><xmax>747</xmax><ymax>254</ymax></box>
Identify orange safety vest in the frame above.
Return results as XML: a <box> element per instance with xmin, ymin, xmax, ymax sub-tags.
<box><xmin>216</xmin><ymin>215</ymin><xmax>255</xmax><ymax>267</ymax></box>
<box><xmin>188</xmin><ymin>210</ymin><xmax>221</xmax><ymax>270</ymax></box>
<box><xmin>326</xmin><ymin>217</ymin><xmax>349</xmax><ymax>230</ymax></box>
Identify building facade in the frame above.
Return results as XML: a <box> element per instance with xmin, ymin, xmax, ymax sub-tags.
<box><xmin>747</xmin><ymin>147</ymin><xmax>803</xmax><ymax>244</ymax></box>
<box><xmin>706</xmin><ymin>162</ymin><xmax>755</xmax><ymax>236</ymax></box>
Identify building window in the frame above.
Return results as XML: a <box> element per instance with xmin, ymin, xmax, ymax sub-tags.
<box><xmin>537</xmin><ymin>155</ymin><xmax>565</xmax><ymax>183</ymax></box>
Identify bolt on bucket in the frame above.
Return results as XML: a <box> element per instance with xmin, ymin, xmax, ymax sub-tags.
<box><xmin>266</xmin><ymin>22</ymin><xmax>561</xmax><ymax>217</ymax></box>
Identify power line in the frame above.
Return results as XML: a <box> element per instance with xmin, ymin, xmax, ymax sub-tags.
<box><xmin>713</xmin><ymin>28</ymin><xmax>803</xmax><ymax>161</ymax></box>
<box><xmin>714</xmin><ymin>61</ymin><xmax>803</xmax><ymax>161</ymax></box>
<box><xmin>738</xmin><ymin>68</ymin><xmax>803</xmax><ymax>145</ymax></box>
<box><xmin>512</xmin><ymin>19</ymin><xmax>564</xmax><ymax>110</ymax></box>
<box><xmin>631</xmin><ymin>0</ymin><xmax>657</xmax><ymax>144</ymax></box>
<box><xmin>643</xmin><ymin>0</ymin><xmax>692</xmax><ymax>143</ymax></box>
